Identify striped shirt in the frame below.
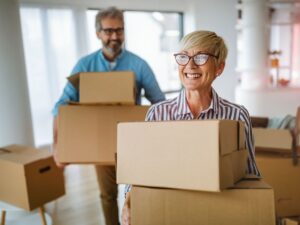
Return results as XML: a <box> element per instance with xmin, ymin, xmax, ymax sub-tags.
<box><xmin>124</xmin><ymin>88</ymin><xmax>260</xmax><ymax>196</ymax></box>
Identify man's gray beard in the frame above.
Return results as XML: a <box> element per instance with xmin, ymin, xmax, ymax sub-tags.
<box><xmin>103</xmin><ymin>42</ymin><xmax>123</xmax><ymax>55</ymax></box>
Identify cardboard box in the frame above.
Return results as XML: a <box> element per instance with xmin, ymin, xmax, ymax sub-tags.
<box><xmin>68</xmin><ymin>72</ymin><xmax>135</xmax><ymax>104</ymax></box>
<box><xmin>117</xmin><ymin>120</ymin><xmax>248</xmax><ymax>192</ymax></box>
<box><xmin>256</xmin><ymin>153</ymin><xmax>300</xmax><ymax>217</ymax></box>
<box><xmin>0</xmin><ymin>145</ymin><xmax>65</xmax><ymax>211</ymax></box>
<box><xmin>251</xmin><ymin>116</ymin><xmax>268</xmax><ymax>128</ymax></box>
<box><xmin>281</xmin><ymin>217</ymin><xmax>300</xmax><ymax>225</ymax></box>
<box><xmin>253</xmin><ymin>128</ymin><xmax>293</xmax><ymax>152</ymax></box>
<box><xmin>57</xmin><ymin>105</ymin><xmax>149</xmax><ymax>164</ymax></box>
<box><xmin>131</xmin><ymin>179</ymin><xmax>276</xmax><ymax>225</ymax></box>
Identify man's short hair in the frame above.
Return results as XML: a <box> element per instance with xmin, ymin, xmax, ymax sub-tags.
<box><xmin>95</xmin><ymin>7</ymin><xmax>124</xmax><ymax>32</ymax></box>
<box><xmin>179</xmin><ymin>30</ymin><xmax>228</xmax><ymax>66</ymax></box>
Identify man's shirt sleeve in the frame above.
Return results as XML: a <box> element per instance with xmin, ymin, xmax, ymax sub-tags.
<box><xmin>52</xmin><ymin>60</ymin><xmax>85</xmax><ymax>117</ymax></box>
<box><xmin>141</xmin><ymin>62</ymin><xmax>166</xmax><ymax>104</ymax></box>
<box><xmin>239</xmin><ymin>106</ymin><xmax>261</xmax><ymax>177</ymax></box>
<box><xmin>52</xmin><ymin>82</ymin><xmax>78</xmax><ymax>117</ymax></box>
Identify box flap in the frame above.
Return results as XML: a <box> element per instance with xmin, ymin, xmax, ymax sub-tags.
<box><xmin>232</xmin><ymin>178</ymin><xmax>272</xmax><ymax>189</ymax></box>
<box><xmin>220</xmin><ymin>149</ymin><xmax>248</xmax><ymax>189</ymax></box>
<box><xmin>67</xmin><ymin>73</ymin><xmax>80</xmax><ymax>91</ymax></box>
<box><xmin>0</xmin><ymin>145</ymin><xmax>51</xmax><ymax>165</ymax></box>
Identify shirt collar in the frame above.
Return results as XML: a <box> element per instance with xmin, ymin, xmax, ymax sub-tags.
<box><xmin>99</xmin><ymin>48</ymin><xmax>125</xmax><ymax>70</ymax></box>
<box><xmin>176</xmin><ymin>88</ymin><xmax>220</xmax><ymax>116</ymax></box>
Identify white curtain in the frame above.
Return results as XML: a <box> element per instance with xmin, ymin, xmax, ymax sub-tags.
<box><xmin>20</xmin><ymin>5</ymin><xmax>89</xmax><ymax>147</ymax></box>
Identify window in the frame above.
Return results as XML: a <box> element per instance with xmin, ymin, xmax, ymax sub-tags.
<box><xmin>269</xmin><ymin>4</ymin><xmax>300</xmax><ymax>87</ymax></box>
<box><xmin>20</xmin><ymin>5</ymin><xmax>183</xmax><ymax>146</ymax></box>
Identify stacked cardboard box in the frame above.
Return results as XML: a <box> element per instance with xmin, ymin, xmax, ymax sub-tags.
<box><xmin>117</xmin><ymin>120</ymin><xmax>276</xmax><ymax>225</ymax></box>
<box><xmin>256</xmin><ymin>154</ymin><xmax>300</xmax><ymax>218</ymax></box>
<box><xmin>131</xmin><ymin>180</ymin><xmax>275</xmax><ymax>225</ymax></box>
<box><xmin>57</xmin><ymin>72</ymin><xmax>148</xmax><ymax>164</ymax></box>
<box><xmin>252</xmin><ymin>106</ymin><xmax>300</xmax><ymax>154</ymax></box>
<box><xmin>253</xmin><ymin>107</ymin><xmax>300</xmax><ymax>218</ymax></box>
<box><xmin>0</xmin><ymin>145</ymin><xmax>65</xmax><ymax>210</ymax></box>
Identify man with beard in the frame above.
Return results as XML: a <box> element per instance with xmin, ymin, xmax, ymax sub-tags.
<box><xmin>52</xmin><ymin>7</ymin><xmax>165</xmax><ymax>225</ymax></box>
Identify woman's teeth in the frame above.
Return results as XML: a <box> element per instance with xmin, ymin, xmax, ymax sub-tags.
<box><xmin>185</xmin><ymin>73</ymin><xmax>201</xmax><ymax>79</ymax></box>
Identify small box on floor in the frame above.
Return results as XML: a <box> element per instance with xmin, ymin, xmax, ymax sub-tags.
<box><xmin>0</xmin><ymin>145</ymin><xmax>65</xmax><ymax>211</ymax></box>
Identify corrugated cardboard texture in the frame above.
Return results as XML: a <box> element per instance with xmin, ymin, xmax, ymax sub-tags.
<box><xmin>117</xmin><ymin>120</ymin><xmax>247</xmax><ymax>192</ymax></box>
<box><xmin>67</xmin><ymin>73</ymin><xmax>80</xmax><ymax>90</ymax></box>
<box><xmin>57</xmin><ymin>105</ymin><xmax>149</xmax><ymax>164</ymax></box>
<box><xmin>131</xmin><ymin>179</ymin><xmax>275</xmax><ymax>225</ymax></box>
<box><xmin>78</xmin><ymin>72</ymin><xmax>135</xmax><ymax>104</ymax></box>
<box><xmin>256</xmin><ymin>153</ymin><xmax>300</xmax><ymax>217</ymax></box>
<box><xmin>253</xmin><ymin>128</ymin><xmax>292</xmax><ymax>152</ymax></box>
<box><xmin>0</xmin><ymin>145</ymin><xmax>65</xmax><ymax>210</ymax></box>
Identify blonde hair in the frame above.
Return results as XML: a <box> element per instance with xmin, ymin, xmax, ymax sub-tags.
<box><xmin>179</xmin><ymin>30</ymin><xmax>228</xmax><ymax>66</ymax></box>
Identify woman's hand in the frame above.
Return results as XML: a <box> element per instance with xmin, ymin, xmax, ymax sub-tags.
<box><xmin>121</xmin><ymin>191</ymin><xmax>131</xmax><ymax>225</ymax></box>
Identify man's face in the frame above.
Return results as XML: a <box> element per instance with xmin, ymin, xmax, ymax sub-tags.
<box><xmin>97</xmin><ymin>17</ymin><xmax>125</xmax><ymax>55</ymax></box>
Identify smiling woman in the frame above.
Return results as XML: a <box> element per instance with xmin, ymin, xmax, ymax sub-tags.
<box><xmin>121</xmin><ymin>30</ymin><xmax>261</xmax><ymax>225</ymax></box>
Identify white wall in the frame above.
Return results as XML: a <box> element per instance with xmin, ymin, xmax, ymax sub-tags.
<box><xmin>192</xmin><ymin>0</ymin><xmax>237</xmax><ymax>101</ymax></box>
<box><xmin>0</xmin><ymin>0</ymin><xmax>34</xmax><ymax>147</ymax></box>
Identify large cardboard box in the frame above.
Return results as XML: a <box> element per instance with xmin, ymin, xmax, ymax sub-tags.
<box><xmin>0</xmin><ymin>145</ymin><xmax>65</xmax><ymax>211</ymax></box>
<box><xmin>68</xmin><ymin>72</ymin><xmax>135</xmax><ymax>104</ymax></box>
<box><xmin>131</xmin><ymin>179</ymin><xmax>276</xmax><ymax>225</ymax></box>
<box><xmin>253</xmin><ymin>128</ymin><xmax>293</xmax><ymax>152</ymax></box>
<box><xmin>256</xmin><ymin>153</ymin><xmax>300</xmax><ymax>217</ymax></box>
<box><xmin>117</xmin><ymin>120</ymin><xmax>248</xmax><ymax>192</ymax></box>
<box><xmin>57</xmin><ymin>105</ymin><xmax>149</xmax><ymax>164</ymax></box>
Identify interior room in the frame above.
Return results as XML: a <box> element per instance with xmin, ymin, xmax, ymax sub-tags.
<box><xmin>0</xmin><ymin>0</ymin><xmax>300</xmax><ymax>224</ymax></box>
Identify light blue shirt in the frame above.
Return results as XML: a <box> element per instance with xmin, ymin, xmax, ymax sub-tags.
<box><xmin>53</xmin><ymin>49</ymin><xmax>165</xmax><ymax>116</ymax></box>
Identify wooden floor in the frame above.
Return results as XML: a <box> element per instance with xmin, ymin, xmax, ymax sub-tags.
<box><xmin>45</xmin><ymin>165</ymin><xmax>125</xmax><ymax>225</ymax></box>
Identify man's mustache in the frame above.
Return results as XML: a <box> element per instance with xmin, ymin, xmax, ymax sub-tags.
<box><xmin>108</xmin><ymin>40</ymin><xmax>122</xmax><ymax>45</ymax></box>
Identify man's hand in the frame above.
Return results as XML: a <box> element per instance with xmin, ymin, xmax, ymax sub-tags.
<box><xmin>53</xmin><ymin>117</ymin><xmax>69</xmax><ymax>169</ymax></box>
<box><xmin>121</xmin><ymin>191</ymin><xmax>131</xmax><ymax>225</ymax></box>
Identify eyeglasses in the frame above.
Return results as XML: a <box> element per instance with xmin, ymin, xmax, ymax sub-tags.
<box><xmin>174</xmin><ymin>53</ymin><xmax>218</xmax><ymax>66</ymax></box>
<box><xmin>101</xmin><ymin>27</ymin><xmax>124</xmax><ymax>36</ymax></box>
